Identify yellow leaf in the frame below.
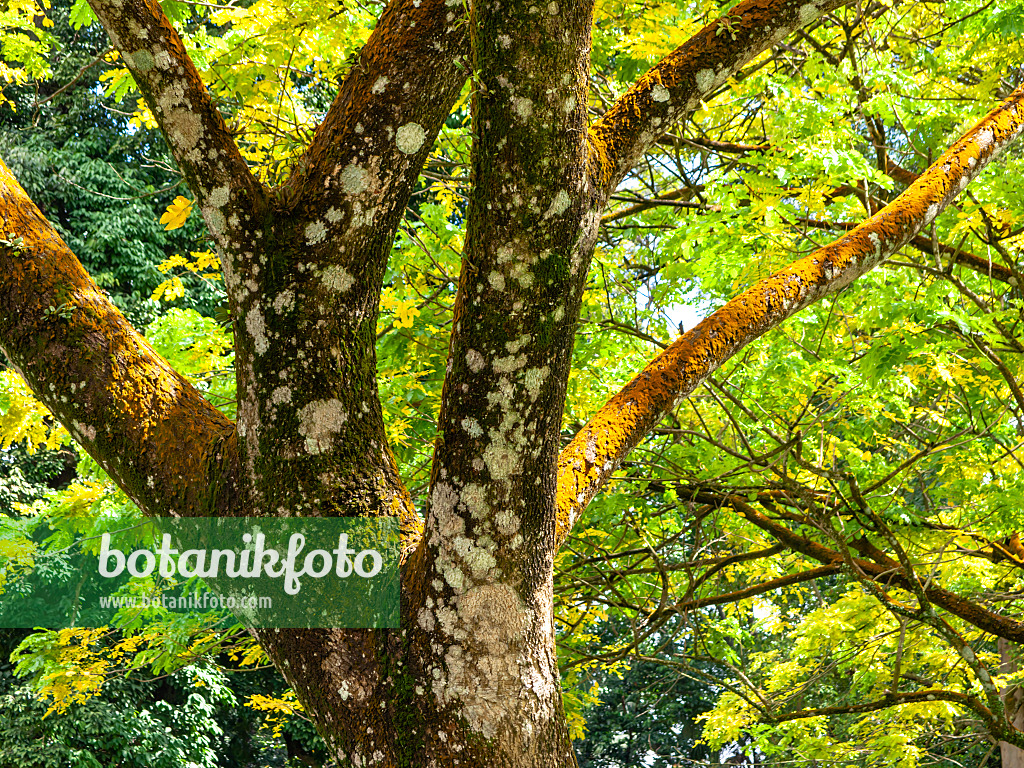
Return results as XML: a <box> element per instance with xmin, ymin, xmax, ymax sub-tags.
<box><xmin>192</xmin><ymin>250</ymin><xmax>220</xmax><ymax>271</ymax></box>
<box><xmin>156</xmin><ymin>252</ymin><xmax>188</xmax><ymax>273</ymax></box>
<box><xmin>129</xmin><ymin>98</ymin><xmax>158</xmax><ymax>130</ymax></box>
<box><xmin>151</xmin><ymin>276</ymin><xmax>184</xmax><ymax>302</ymax></box>
<box><xmin>159</xmin><ymin>195</ymin><xmax>193</xmax><ymax>231</ymax></box>
<box><xmin>395</xmin><ymin>300</ymin><xmax>417</xmax><ymax>328</ymax></box>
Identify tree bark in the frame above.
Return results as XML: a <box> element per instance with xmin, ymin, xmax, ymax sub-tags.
<box><xmin>1000</xmin><ymin>640</ymin><xmax>1024</xmax><ymax>768</ymax></box>
<box><xmin>1</xmin><ymin>0</ymin><xmax>1024</xmax><ymax>764</ymax></box>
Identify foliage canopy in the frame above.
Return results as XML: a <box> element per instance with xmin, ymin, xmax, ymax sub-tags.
<box><xmin>2</xmin><ymin>0</ymin><xmax>1024</xmax><ymax>765</ymax></box>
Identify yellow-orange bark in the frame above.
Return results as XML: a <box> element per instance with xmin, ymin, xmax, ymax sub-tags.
<box><xmin>0</xmin><ymin>159</ymin><xmax>241</xmax><ymax>519</ymax></box>
<box><xmin>557</xmin><ymin>84</ymin><xmax>1024</xmax><ymax>547</ymax></box>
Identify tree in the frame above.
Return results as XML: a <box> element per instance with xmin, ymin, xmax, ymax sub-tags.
<box><xmin>2</xmin><ymin>0</ymin><xmax>1024</xmax><ymax>764</ymax></box>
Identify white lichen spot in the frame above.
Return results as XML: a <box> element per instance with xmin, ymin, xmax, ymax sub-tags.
<box><xmin>695</xmin><ymin>68</ymin><xmax>715</xmax><ymax>93</ymax></box>
<box><xmin>273</xmin><ymin>290</ymin><xmax>295</xmax><ymax>314</ymax></box>
<box><xmin>208</xmin><ymin>186</ymin><xmax>230</xmax><ymax>208</ymax></box>
<box><xmin>338</xmin><ymin>681</ymin><xmax>350</xmax><ymax>700</ymax></box>
<box><xmin>326</xmin><ymin>207</ymin><xmax>343</xmax><ymax>224</ymax></box>
<box><xmin>498</xmin><ymin>33</ymin><xmax>512</xmax><ymax>48</ymax></box>
<box><xmin>461</xmin><ymin>541</ymin><xmax>496</xmax><ymax>578</ymax></box>
<box><xmin>925</xmin><ymin>203</ymin><xmax>939</xmax><ymax>224</ymax></box>
<box><xmin>72</xmin><ymin>421</ymin><xmax>97</xmax><ymax>441</ymax></box>
<box><xmin>495</xmin><ymin>509</ymin><xmax>519</xmax><ymax>536</ymax></box>
<box><xmin>868</xmin><ymin>232</ymin><xmax>882</xmax><ymax>257</ymax></box>
<box><xmin>512</xmin><ymin>97</ymin><xmax>533</xmax><ymax>120</ymax></box>
<box><xmin>418</xmin><ymin>607</ymin><xmax>435</xmax><ymax>631</ymax></box>
<box><xmin>466</xmin><ymin>349</ymin><xmax>486</xmax><ymax>373</ymax></box>
<box><xmin>488</xmin><ymin>271</ymin><xmax>506</xmax><ymax>291</ymax></box>
<box><xmin>505</xmin><ymin>335</ymin><xmax>532</xmax><ymax>353</ymax></box>
<box><xmin>462</xmin><ymin>417</ymin><xmax>484</xmax><ymax>438</ymax></box>
<box><xmin>651</xmin><ymin>83</ymin><xmax>671</xmax><ymax>103</ymax></box>
<box><xmin>165</xmin><ymin>108</ymin><xmax>203</xmax><ymax>151</ymax></box>
<box><xmin>129</xmin><ymin>49</ymin><xmax>155</xmax><ymax>72</ymax></box>
<box><xmin>543</xmin><ymin>189</ymin><xmax>571</xmax><ymax>219</ymax></box>
<box><xmin>340</xmin><ymin>164</ymin><xmax>370</xmax><ymax>195</ymax></box>
<box><xmin>493</xmin><ymin>354</ymin><xmax>527</xmax><ymax>373</ymax></box>
<box><xmin>396</xmin><ymin>122</ymin><xmax>426</xmax><ymax>155</ymax></box>
<box><xmin>322</xmin><ymin>265</ymin><xmax>355</xmax><ymax>292</ymax></box>
<box><xmin>298</xmin><ymin>399</ymin><xmax>349</xmax><ymax>454</ymax></box>
<box><xmin>439</xmin><ymin>561</ymin><xmax>466</xmax><ymax>593</ymax></box>
<box><xmin>461</xmin><ymin>483</ymin><xmax>488</xmax><ymax>518</ymax></box>
<box><xmin>547</xmin><ymin>0</ymin><xmax>558</xmax><ymax>13</ymax></box>
<box><xmin>352</xmin><ymin>202</ymin><xmax>377</xmax><ymax>229</ymax></box>
<box><xmin>271</xmin><ymin>386</ymin><xmax>292</xmax><ymax>405</ymax></box>
<box><xmin>246</xmin><ymin>307</ymin><xmax>269</xmax><ymax>354</ymax></box>
<box><xmin>483</xmin><ymin>436</ymin><xmax>521</xmax><ymax>482</ymax></box>
<box><xmin>524</xmin><ymin>366</ymin><xmax>549</xmax><ymax>399</ymax></box>
<box><xmin>305</xmin><ymin>220</ymin><xmax>328</xmax><ymax>246</ymax></box>
<box><xmin>126</xmin><ymin>19</ymin><xmax>147</xmax><ymax>39</ymax></box>
<box><xmin>154</xmin><ymin>48</ymin><xmax>173</xmax><ymax>70</ymax></box>
<box><xmin>372</xmin><ymin>76</ymin><xmax>389</xmax><ymax>94</ymax></box>
<box><xmin>798</xmin><ymin>3</ymin><xmax>817</xmax><ymax>24</ymax></box>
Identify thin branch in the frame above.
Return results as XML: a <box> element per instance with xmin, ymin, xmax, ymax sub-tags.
<box><xmin>557</xmin><ymin>83</ymin><xmax>1024</xmax><ymax>547</ymax></box>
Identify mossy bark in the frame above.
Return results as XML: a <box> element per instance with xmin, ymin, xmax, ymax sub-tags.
<box><xmin>4</xmin><ymin>0</ymin><xmax>1024</xmax><ymax>764</ymax></box>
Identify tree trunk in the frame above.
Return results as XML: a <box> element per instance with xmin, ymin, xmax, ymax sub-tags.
<box><xmin>2</xmin><ymin>0</ymin><xmax>1024</xmax><ymax>764</ymax></box>
<box><xmin>1000</xmin><ymin>640</ymin><xmax>1024</xmax><ymax>768</ymax></box>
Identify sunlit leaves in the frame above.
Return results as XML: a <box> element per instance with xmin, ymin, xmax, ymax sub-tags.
<box><xmin>0</xmin><ymin>0</ymin><xmax>53</xmax><ymax>108</ymax></box>
<box><xmin>246</xmin><ymin>690</ymin><xmax>305</xmax><ymax>738</ymax></box>
<box><xmin>146</xmin><ymin>308</ymin><xmax>236</xmax><ymax>418</ymax></box>
<box><xmin>152</xmin><ymin>250</ymin><xmax>221</xmax><ymax>306</ymax></box>
<box><xmin>12</xmin><ymin>628</ymin><xmax>114</xmax><ymax>715</ymax></box>
<box><xmin>0</xmin><ymin>369</ymin><xmax>70</xmax><ymax>453</ymax></box>
<box><xmin>159</xmin><ymin>195</ymin><xmax>193</xmax><ymax>231</ymax></box>
<box><xmin>67</xmin><ymin>0</ymin><xmax>96</xmax><ymax>29</ymax></box>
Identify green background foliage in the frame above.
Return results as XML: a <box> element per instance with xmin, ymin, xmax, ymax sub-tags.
<box><xmin>3</xmin><ymin>0</ymin><xmax>1024</xmax><ymax>764</ymax></box>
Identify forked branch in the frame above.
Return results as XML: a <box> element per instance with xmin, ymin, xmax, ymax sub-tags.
<box><xmin>285</xmin><ymin>0</ymin><xmax>469</xmax><ymax>216</ymax></box>
<box><xmin>87</xmin><ymin>0</ymin><xmax>265</xmax><ymax>251</ymax></box>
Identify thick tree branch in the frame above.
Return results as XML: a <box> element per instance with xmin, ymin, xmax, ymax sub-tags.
<box><xmin>766</xmin><ymin>689</ymin><xmax>995</xmax><ymax>728</ymax></box>
<box><xmin>283</xmin><ymin>0</ymin><xmax>469</xmax><ymax>219</ymax></box>
<box><xmin>829</xmin><ymin>184</ymin><xmax>1020</xmax><ymax>284</ymax></box>
<box><xmin>657</xmin><ymin>563</ymin><xmax>842</xmax><ymax>617</ymax></box>
<box><xmin>557</xmin><ymin>84</ymin><xmax>1024</xmax><ymax>546</ymax></box>
<box><xmin>799</xmin><ymin>213</ymin><xmax>1020</xmax><ymax>285</ymax></box>
<box><xmin>0</xmin><ymin>159</ymin><xmax>242</xmax><ymax>519</ymax></box>
<box><xmin>714</xmin><ymin>492</ymin><xmax>1024</xmax><ymax>644</ymax></box>
<box><xmin>87</xmin><ymin>0</ymin><xmax>265</xmax><ymax>253</ymax></box>
<box><xmin>588</xmin><ymin>0</ymin><xmax>853</xmax><ymax>197</ymax></box>
<box><xmin>400</xmin><ymin>4</ymin><xmax>598</xmax><ymax>758</ymax></box>
<box><xmin>422</xmin><ymin>0</ymin><xmax>596</xmax><ymax>555</ymax></box>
